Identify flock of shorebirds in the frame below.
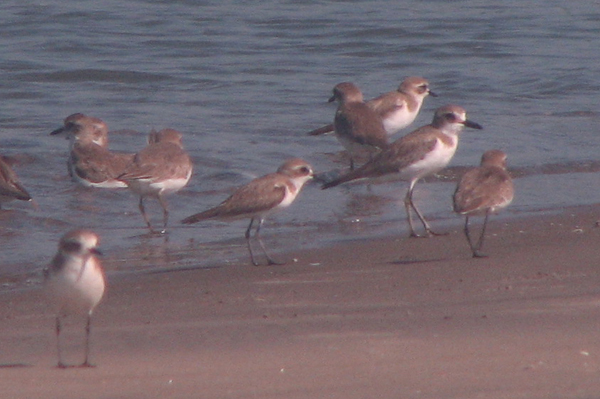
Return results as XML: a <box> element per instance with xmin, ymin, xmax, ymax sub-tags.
<box><xmin>1</xmin><ymin>76</ymin><xmax>514</xmax><ymax>367</ymax></box>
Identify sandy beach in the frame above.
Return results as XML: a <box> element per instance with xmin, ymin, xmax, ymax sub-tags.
<box><xmin>2</xmin><ymin>204</ymin><xmax>600</xmax><ymax>398</ymax></box>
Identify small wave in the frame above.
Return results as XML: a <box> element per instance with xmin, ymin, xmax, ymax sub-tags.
<box><xmin>20</xmin><ymin>69</ymin><xmax>169</xmax><ymax>84</ymax></box>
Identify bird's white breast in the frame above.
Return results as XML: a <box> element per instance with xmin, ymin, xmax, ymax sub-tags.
<box><xmin>399</xmin><ymin>135</ymin><xmax>457</xmax><ymax>181</ymax></box>
<box><xmin>47</xmin><ymin>257</ymin><xmax>105</xmax><ymax>315</ymax></box>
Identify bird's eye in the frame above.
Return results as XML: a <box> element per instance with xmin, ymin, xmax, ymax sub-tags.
<box><xmin>66</xmin><ymin>122</ymin><xmax>81</xmax><ymax>132</ymax></box>
<box><xmin>299</xmin><ymin>166</ymin><xmax>310</xmax><ymax>174</ymax></box>
<box><xmin>445</xmin><ymin>113</ymin><xmax>457</xmax><ymax>122</ymax></box>
<box><xmin>63</xmin><ymin>241</ymin><xmax>82</xmax><ymax>252</ymax></box>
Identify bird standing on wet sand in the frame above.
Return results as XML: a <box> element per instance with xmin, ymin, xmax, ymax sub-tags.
<box><xmin>44</xmin><ymin>229</ymin><xmax>105</xmax><ymax>368</ymax></box>
<box><xmin>325</xmin><ymin>82</ymin><xmax>389</xmax><ymax>170</ymax></box>
<box><xmin>0</xmin><ymin>155</ymin><xmax>34</xmax><ymax>209</ymax></box>
<box><xmin>118</xmin><ymin>128</ymin><xmax>193</xmax><ymax>234</ymax></box>
<box><xmin>308</xmin><ymin>76</ymin><xmax>437</xmax><ymax>137</ymax></box>
<box><xmin>453</xmin><ymin>149</ymin><xmax>514</xmax><ymax>258</ymax></box>
<box><xmin>50</xmin><ymin>113</ymin><xmax>134</xmax><ymax>188</ymax></box>
<box><xmin>322</xmin><ymin>105</ymin><xmax>483</xmax><ymax>238</ymax></box>
<box><xmin>182</xmin><ymin>158</ymin><xmax>314</xmax><ymax>266</ymax></box>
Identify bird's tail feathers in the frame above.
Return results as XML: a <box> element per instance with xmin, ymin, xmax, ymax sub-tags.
<box><xmin>181</xmin><ymin>208</ymin><xmax>220</xmax><ymax>224</ymax></box>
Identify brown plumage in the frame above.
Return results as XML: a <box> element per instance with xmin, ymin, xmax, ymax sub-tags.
<box><xmin>182</xmin><ymin>158</ymin><xmax>313</xmax><ymax>266</ymax></box>
<box><xmin>367</xmin><ymin>76</ymin><xmax>437</xmax><ymax>133</ymax></box>
<box><xmin>0</xmin><ymin>155</ymin><xmax>33</xmax><ymax>208</ymax></box>
<box><xmin>329</xmin><ymin>82</ymin><xmax>388</xmax><ymax>170</ymax></box>
<box><xmin>308</xmin><ymin>76</ymin><xmax>436</xmax><ymax>138</ymax></box>
<box><xmin>118</xmin><ymin>128</ymin><xmax>193</xmax><ymax>234</ymax></box>
<box><xmin>50</xmin><ymin>113</ymin><xmax>134</xmax><ymax>188</ymax></box>
<box><xmin>323</xmin><ymin>105</ymin><xmax>483</xmax><ymax>237</ymax></box>
<box><xmin>453</xmin><ymin>149</ymin><xmax>514</xmax><ymax>258</ymax></box>
<box><xmin>69</xmin><ymin>142</ymin><xmax>135</xmax><ymax>187</ymax></box>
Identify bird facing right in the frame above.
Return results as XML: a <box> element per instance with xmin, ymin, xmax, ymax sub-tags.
<box><xmin>453</xmin><ymin>149</ymin><xmax>514</xmax><ymax>258</ymax></box>
<box><xmin>44</xmin><ymin>229</ymin><xmax>106</xmax><ymax>368</ymax></box>
<box><xmin>323</xmin><ymin>105</ymin><xmax>483</xmax><ymax>238</ymax></box>
<box><xmin>366</xmin><ymin>76</ymin><xmax>437</xmax><ymax>135</ymax></box>
<box><xmin>182</xmin><ymin>158</ymin><xmax>314</xmax><ymax>266</ymax></box>
<box><xmin>308</xmin><ymin>76</ymin><xmax>437</xmax><ymax>137</ymax></box>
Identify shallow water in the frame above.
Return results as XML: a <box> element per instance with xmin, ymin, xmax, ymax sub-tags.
<box><xmin>1</xmin><ymin>1</ymin><xmax>599</xmax><ymax>281</ymax></box>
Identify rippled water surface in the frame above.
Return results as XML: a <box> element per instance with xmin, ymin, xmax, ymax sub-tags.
<box><xmin>1</xmin><ymin>1</ymin><xmax>599</xmax><ymax>280</ymax></box>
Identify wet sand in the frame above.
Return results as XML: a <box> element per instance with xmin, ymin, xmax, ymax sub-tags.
<box><xmin>2</xmin><ymin>204</ymin><xmax>600</xmax><ymax>398</ymax></box>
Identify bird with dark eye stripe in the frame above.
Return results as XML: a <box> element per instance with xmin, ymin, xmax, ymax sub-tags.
<box><xmin>50</xmin><ymin>113</ymin><xmax>135</xmax><ymax>188</ymax></box>
<box><xmin>182</xmin><ymin>158</ymin><xmax>314</xmax><ymax>266</ymax></box>
<box><xmin>323</xmin><ymin>105</ymin><xmax>482</xmax><ymax>238</ymax></box>
<box><xmin>44</xmin><ymin>229</ymin><xmax>106</xmax><ymax>368</ymax></box>
<box><xmin>308</xmin><ymin>76</ymin><xmax>437</xmax><ymax>138</ymax></box>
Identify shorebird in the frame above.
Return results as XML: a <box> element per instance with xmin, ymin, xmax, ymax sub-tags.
<box><xmin>0</xmin><ymin>155</ymin><xmax>34</xmax><ymax>209</ymax></box>
<box><xmin>50</xmin><ymin>113</ymin><xmax>134</xmax><ymax>188</ymax></box>
<box><xmin>182</xmin><ymin>158</ymin><xmax>314</xmax><ymax>266</ymax></box>
<box><xmin>453</xmin><ymin>149</ymin><xmax>514</xmax><ymax>258</ymax></box>
<box><xmin>322</xmin><ymin>105</ymin><xmax>483</xmax><ymax>238</ymax></box>
<box><xmin>118</xmin><ymin>128</ymin><xmax>193</xmax><ymax>234</ymax></box>
<box><xmin>44</xmin><ymin>229</ymin><xmax>106</xmax><ymax>368</ymax></box>
<box><xmin>320</xmin><ymin>82</ymin><xmax>389</xmax><ymax>170</ymax></box>
<box><xmin>308</xmin><ymin>76</ymin><xmax>437</xmax><ymax>137</ymax></box>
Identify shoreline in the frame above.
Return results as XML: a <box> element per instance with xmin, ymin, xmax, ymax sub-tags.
<box><xmin>2</xmin><ymin>203</ymin><xmax>600</xmax><ymax>398</ymax></box>
<box><xmin>2</xmin><ymin>164</ymin><xmax>600</xmax><ymax>281</ymax></box>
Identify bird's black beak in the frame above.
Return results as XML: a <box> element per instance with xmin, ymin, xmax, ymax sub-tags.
<box><xmin>463</xmin><ymin>119</ymin><xmax>483</xmax><ymax>130</ymax></box>
<box><xmin>50</xmin><ymin>126</ymin><xmax>66</xmax><ymax>136</ymax></box>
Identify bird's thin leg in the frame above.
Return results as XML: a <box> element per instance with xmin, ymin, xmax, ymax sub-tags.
<box><xmin>255</xmin><ymin>218</ymin><xmax>284</xmax><ymax>266</ymax></box>
<box><xmin>245</xmin><ymin>218</ymin><xmax>259</xmax><ymax>266</ymax></box>
<box><xmin>56</xmin><ymin>315</ymin><xmax>66</xmax><ymax>368</ymax></box>
<box><xmin>157</xmin><ymin>193</ymin><xmax>169</xmax><ymax>234</ymax></box>
<box><xmin>411</xmin><ymin>198</ymin><xmax>438</xmax><ymax>236</ymax></box>
<box><xmin>463</xmin><ymin>215</ymin><xmax>477</xmax><ymax>256</ymax></box>
<box><xmin>404</xmin><ymin>183</ymin><xmax>420</xmax><ymax>237</ymax></box>
<box><xmin>472</xmin><ymin>212</ymin><xmax>490</xmax><ymax>258</ymax></box>
<box><xmin>406</xmin><ymin>181</ymin><xmax>445</xmax><ymax>237</ymax></box>
<box><xmin>138</xmin><ymin>196</ymin><xmax>155</xmax><ymax>233</ymax></box>
<box><xmin>81</xmin><ymin>313</ymin><xmax>95</xmax><ymax>367</ymax></box>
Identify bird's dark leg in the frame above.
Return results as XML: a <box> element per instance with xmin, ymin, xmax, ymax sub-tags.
<box><xmin>245</xmin><ymin>218</ymin><xmax>259</xmax><ymax>266</ymax></box>
<box><xmin>404</xmin><ymin>184</ymin><xmax>420</xmax><ymax>237</ymax></box>
<box><xmin>80</xmin><ymin>313</ymin><xmax>96</xmax><ymax>368</ymax></box>
<box><xmin>138</xmin><ymin>196</ymin><xmax>156</xmax><ymax>233</ymax></box>
<box><xmin>157</xmin><ymin>193</ymin><xmax>169</xmax><ymax>234</ymax></box>
<box><xmin>472</xmin><ymin>212</ymin><xmax>490</xmax><ymax>258</ymax></box>
<box><xmin>463</xmin><ymin>215</ymin><xmax>477</xmax><ymax>255</ymax></box>
<box><xmin>255</xmin><ymin>218</ymin><xmax>284</xmax><ymax>266</ymax></box>
<box><xmin>406</xmin><ymin>181</ymin><xmax>445</xmax><ymax>237</ymax></box>
<box><xmin>56</xmin><ymin>315</ymin><xmax>66</xmax><ymax>369</ymax></box>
